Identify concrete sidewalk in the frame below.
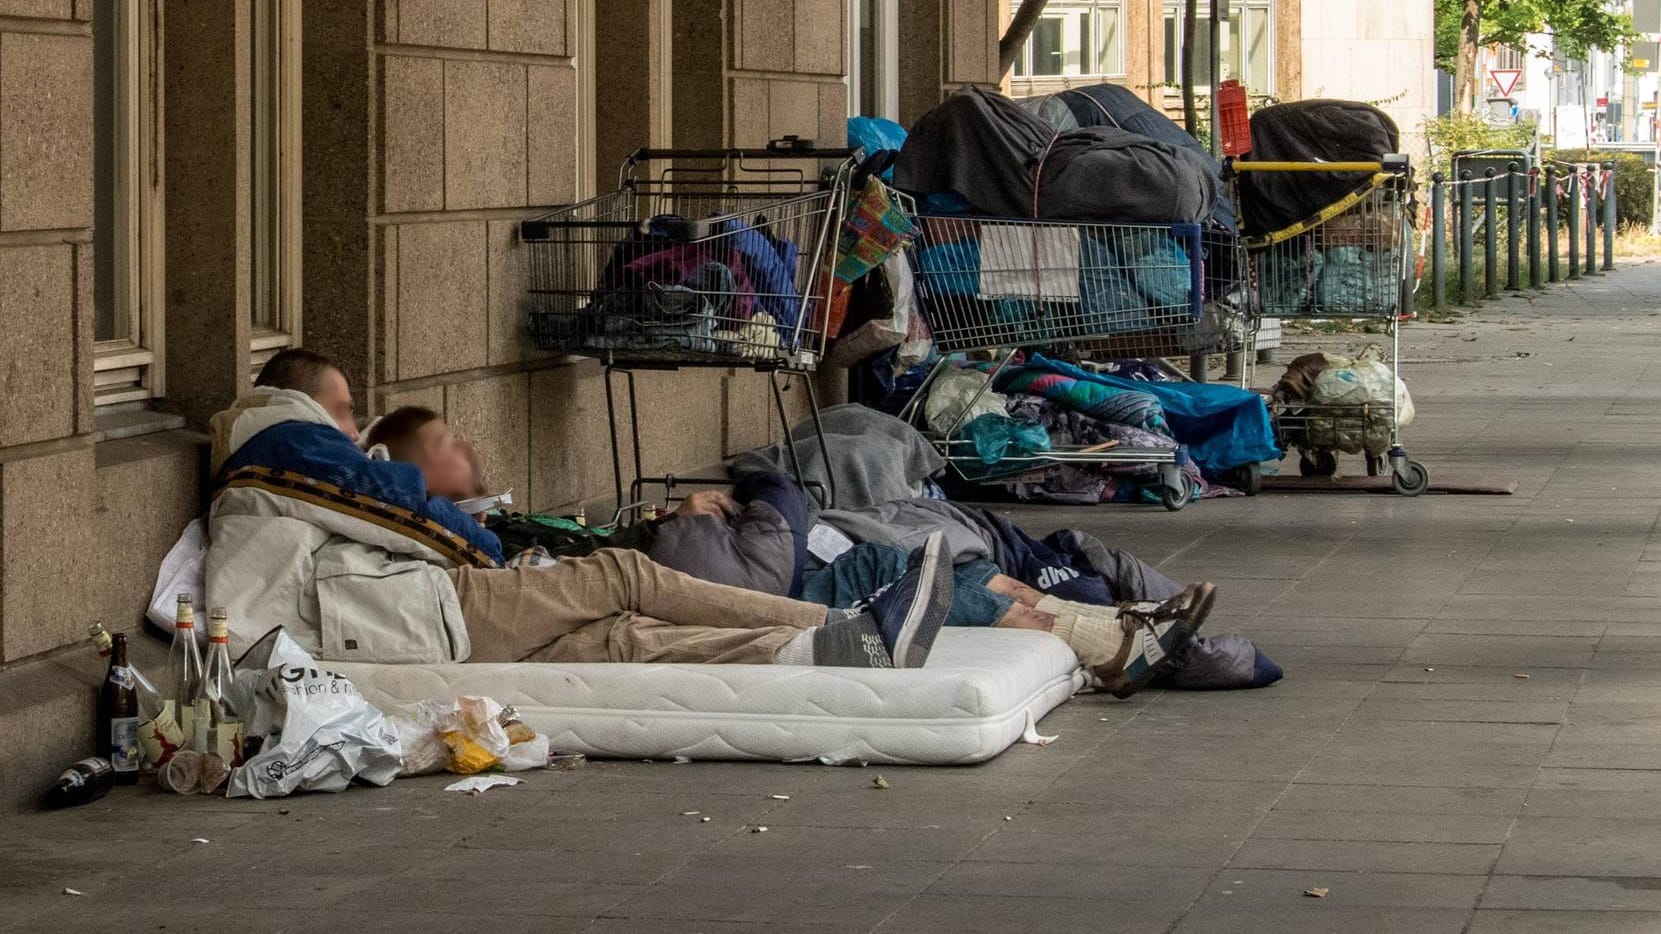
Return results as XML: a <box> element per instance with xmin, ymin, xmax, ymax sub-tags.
<box><xmin>5</xmin><ymin>265</ymin><xmax>1661</xmax><ymax>933</ymax></box>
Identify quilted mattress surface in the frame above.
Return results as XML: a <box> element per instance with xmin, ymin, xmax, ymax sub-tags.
<box><xmin>332</xmin><ymin>628</ymin><xmax>1085</xmax><ymax>766</ymax></box>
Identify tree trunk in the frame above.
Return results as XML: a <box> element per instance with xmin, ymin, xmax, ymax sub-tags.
<box><xmin>998</xmin><ymin>0</ymin><xmax>1052</xmax><ymax>79</ymax></box>
<box><xmin>1454</xmin><ymin>0</ymin><xmax>1480</xmax><ymax>114</ymax></box>
<box><xmin>1182</xmin><ymin>0</ymin><xmax>1199</xmax><ymax>134</ymax></box>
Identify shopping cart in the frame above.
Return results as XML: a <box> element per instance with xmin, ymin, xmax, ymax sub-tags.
<box><xmin>519</xmin><ymin>139</ymin><xmax>856</xmax><ymax>513</ymax></box>
<box><xmin>899</xmin><ymin>215</ymin><xmax>1208</xmax><ymax>511</ymax></box>
<box><xmin>1236</xmin><ymin>155</ymin><xmax>1430</xmax><ymax>495</ymax></box>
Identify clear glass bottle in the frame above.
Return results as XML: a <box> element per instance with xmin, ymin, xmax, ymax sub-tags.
<box><xmin>166</xmin><ymin>594</ymin><xmax>203</xmax><ymax>744</ymax></box>
<box><xmin>196</xmin><ymin>608</ymin><xmax>245</xmax><ymax>766</ymax></box>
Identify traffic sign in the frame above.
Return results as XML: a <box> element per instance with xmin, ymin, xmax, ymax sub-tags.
<box><xmin>1489</xmin><ymin>68</ymin><xmax>1522</xmax><ymax>98</ymax></box>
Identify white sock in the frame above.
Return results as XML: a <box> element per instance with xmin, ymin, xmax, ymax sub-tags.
<box><xmin>773</xmin><ymin>629</ymin><xmax>816</xmax><ymax>666</ymax></box>
<box><xmin>1036</xmin><ymin>596</ymin><xmax>1126</xmax><ymax>668</ymax></box>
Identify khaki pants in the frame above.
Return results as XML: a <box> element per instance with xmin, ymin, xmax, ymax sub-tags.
<box><xmin>450</xmin><ymin>548</ymin><xmax>826</xmax><ymax>664</ymax></box>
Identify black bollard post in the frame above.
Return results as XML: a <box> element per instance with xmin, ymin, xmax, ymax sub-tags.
<box><xmin>1603</xmin><ymin>161</ymin><xmax>1617</xmax><ymax>271</ymax></box>
<box><xmin>1567</xmin><ymin>168</ymin><xmax>1581</xmax><ymax>281</ymax></box>
<box><xmin>1546</xmin><ymin>165</ymin><xmax>1560</xmax><ymax>283</ymax></box>
<box><xmin>1459</xmin><ymin>170</ymin><xmax>1475</xmax><ymax>304</ymax></box>
<box><xmin>1484</xmin><ymin>168</ymin><xmax>1498</xmax><ymax>297</ymax></box>
<box><xmin>1505</xmin><ymin>162</ymin><xmax>1522</xmax><ymax>291</ymax></box>
<box><xmin>1527</xmin><ymin>167</ymin><xmax>1542</xmax><ymax>289</ymax></box>
<box><xmin>1586</xmin><ymin>168</ymin><xmax>1599</xmax><ymax>276</ymax></box>
<box><xmin>1431</xmin><ymin>172</ymin><xmax>1447</xmax><ymax>312</ymax></box>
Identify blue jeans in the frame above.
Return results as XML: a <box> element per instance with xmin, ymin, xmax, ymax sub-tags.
<box><xmin>801</xmin><ymin>542</ymin><xmax>1014</xmax><ymax>628</ymax></box>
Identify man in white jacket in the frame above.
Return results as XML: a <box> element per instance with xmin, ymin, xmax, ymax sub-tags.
<box><xmin>204</xmin><ymin>350</ymin><xmax>958</xmax><ymax>671</ymax></box>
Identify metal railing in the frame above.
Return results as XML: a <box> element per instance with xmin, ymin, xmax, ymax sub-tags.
<box><xmin>1428</xmin><ymin>161</ymin><xmax>1618</xmax><ymax>310</ymax></box>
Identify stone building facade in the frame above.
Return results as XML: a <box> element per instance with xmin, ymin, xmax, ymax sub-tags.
<box><xmin>0</xmin><ymin>0</ymin><xmax>1002</xmax><ymax>810</ymax></box>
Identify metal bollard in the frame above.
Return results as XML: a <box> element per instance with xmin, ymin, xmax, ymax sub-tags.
<box><xmin>1484</xmin><ymin>168</ymin><xmax>1498</xmax><ymax>297</ymax></box>
<box><xmin>1603</xmin><ymin>161</ymin><xmax>1617</xmax><ymax>270</ymax></box>
<box><xmin>1527</xmin><ymin>168</ymin><xmax>1542</xmax><ymax>289</ymax></box>
<box><xmin>1458</xmin><ymin>170</ymin><xmax>1475</xmax><ymax>304</ymax></box>
<box><xmin>1546</xmin><ymin>165</ymin><xmax>1560</xmax><ymax>283</ymax></box>
<box><xmin>1581</xmin><ymin>166</ymin><xmax>1594</xmax><ymax>275</ymax></box>
<box><xmin>1505</xmin><ymin>163</ymin><xmax>1522</xmax><ymax>291</ymax></box>
<box><xmin>1431</xmin><ymin>173</ymin><xmax>1447</xmax><ymax>311</ymax></box>
<box><xmin>1567</xmin><ymin>169</ymin><xmax>1581</xmax><ymax>281</ymax></box>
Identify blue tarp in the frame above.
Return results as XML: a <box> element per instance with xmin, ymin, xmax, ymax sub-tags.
<box><xmin>1024</xmin><ymin>354</ymin><xmax>1280</xmax><ymax>474</ymax></box>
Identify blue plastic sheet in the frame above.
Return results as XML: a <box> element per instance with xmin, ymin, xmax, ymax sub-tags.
<box><xmin>1025</xmin><ymin>354</ymin><xmax>1280</xmax><ymax>474</ymax></box>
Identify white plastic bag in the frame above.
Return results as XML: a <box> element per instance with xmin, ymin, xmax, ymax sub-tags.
<box><xmin>826</xmin><ymin>254</ymin><xmax>915</xmax><ymax>367</ymax></box>
<box><xmin>225</xmin><ymin>629</ymin><xmax>402</xmax><ymax>799</ymax></box>
<box><xmin>386</xmin><ymin>695</ymin><xmax>554</xmax><ymax>776</ymax></box>
<box><xmin>924</xmin><ymin>367</ymin><xmax>1007</xmax><ymax>435</ymax></box>
<box><xmin>1311</xmin><ymin>358</ymin><xmax>1415</xmax><ymax>455</ymax></box>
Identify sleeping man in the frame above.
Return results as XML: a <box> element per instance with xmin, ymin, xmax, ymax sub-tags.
<box><xmin>364</xmin><ymin>401</ymin><xmax>1217</xmax><ymax>698</ymax></box>
<box><xmin>207</xmin><ymin>349</ymin><xmax>961</xmax><ymax>671</ymax></box>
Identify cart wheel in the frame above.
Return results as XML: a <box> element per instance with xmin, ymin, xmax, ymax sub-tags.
<box><xmin>1392</xmin><ymin>460</ymin><xmax>1431</xmax><ymax>496</ymax></box>
<box><xmin>1161</xmin><ymin>474</ymin><xmax>1193</xmax><ymax>512</ymax></box>
<box><xmin>1298</xmin><ymin>451</ymin><xmax>1337</xmax><ymax>477</ymax></box>
<box><xmin>1223</xmin><ymin>462</ymin><xmax>1262</xmax><ymax>496</ymax></box>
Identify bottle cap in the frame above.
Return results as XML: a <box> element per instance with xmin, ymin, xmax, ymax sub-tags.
<box><xmin>210</xmin><ymin>606</ymin><xmax>228</xmax><ymax>620</ymax></box>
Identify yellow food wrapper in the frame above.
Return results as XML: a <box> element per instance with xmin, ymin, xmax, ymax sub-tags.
<box><xmin>440</xmin><ymin>730</ymin><xmax>502</xmax><ymax>775</ymax></box>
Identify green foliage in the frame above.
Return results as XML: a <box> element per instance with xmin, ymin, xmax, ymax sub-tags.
<box><xmin>1434</xmin><ymin>0</ymin><xmax>1638</xmax><ymax>64</ymax></box>
<box><xmin>1549</xmin><ymin>150</ymin><xmax>1653</xmax><ymax>228</ymax></box>
<box><xmin>1423</xmin><ymin>112</ymin><xmax>1538</xmax><ymax>178</ymax></box>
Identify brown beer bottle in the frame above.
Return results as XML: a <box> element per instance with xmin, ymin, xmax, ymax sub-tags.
<box><xmin>98</xmin><ymin>633</ymin><xmax>141</xmax><ymax>785</ymax></box>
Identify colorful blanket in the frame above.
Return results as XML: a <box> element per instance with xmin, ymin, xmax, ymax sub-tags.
<box><xmin>965</xmin><ymin>360</ymin><xmax>1168</xmax><ymax>433</ymax></box>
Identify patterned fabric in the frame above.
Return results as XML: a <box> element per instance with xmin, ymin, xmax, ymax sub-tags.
<box><xmin>835</xmin><ymin>177</ymin><xmax>915</xmax><ymax>284</ymax></box>
<box><xmin>965</xmin><ymin>360</ymin><xmax>1168</xmax><ymax>433</ymax></box>
<box><xmin>218</xmin><ymin>465</ymin><xmax>500</xmax><ymax>569</ymax></box>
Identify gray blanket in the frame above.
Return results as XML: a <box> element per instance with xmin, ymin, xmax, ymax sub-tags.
<box><xmin>731</xmin><ymin>404</ymin><xmax>945</xmax><ymax>511</ymax></box>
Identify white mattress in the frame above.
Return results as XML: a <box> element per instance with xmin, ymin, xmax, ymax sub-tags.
<box><xmin>332</xmin><ymin>628</ymin><xmax>1086</xmax><ymax>766</ymax></box>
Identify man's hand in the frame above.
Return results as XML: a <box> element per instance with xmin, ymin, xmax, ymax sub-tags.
<box><xmin>674</xmin><ymin>489</ymin><xmax>739</xmax><ymax>520</ymax></box>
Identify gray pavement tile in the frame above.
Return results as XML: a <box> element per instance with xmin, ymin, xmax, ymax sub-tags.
<box><xmin>1231</xmin><ymin>617</ymin><xmax>1429</xmax><ymax>646</ymax></box>
<box><xmin>1189</xmin><ymin>869</ymin><xmax>1486</xmax><ymax>909</ymax></box>
<box><xmin>584</xmin><ymin>922</ymin><xmax>845</xmax><ymax>934</ymax></box>
<box><xmin>1291</xmin><ymin>757</ymin><xmax>1543</xmax><ymax>789</ymax></box>
<box><xmin>704</xmin><ymin>822</ymin><xmax>994</xmax><ymax>863</ymax></box>
<box><xmin>1382</xmin><ymin>663</ymin><xmax>1585</xmax><ymax>686</ymax></box>
<box><xmin>1250</xmin><ymin>808</ymin><xmax>1516</xmax><ymax>844</ymax></box>
<box><xmin>1467</xmin><ymin>910</ymin><xmax>1661</xmax><ymax>933</ymax></box>
<box><xmin>966</xmin><ymin>817</ymin><xmax>1248</xmax><ymax>869</ymax></box>
<box><xmin>1400</xmin><ymin>633</ymin><xmax>1599</xmax><ymax>668</ymax></box>
<box><xmin>1481</xmin><ymin>875</ymin><xmax>1661</xmax><ymax>912</ymax></box>
<box><xmin>1171</xmin><ymin>905</ymin><xmax>1475</xmax><ymax>934</ymax></box>
<box><xmin>1497</xmin><ymin>818</ymin><xmax>1661</xmax><ymax>877</ymax></box>
<box><xmin>1426</xmin><ymin>618</ymin><xmax>1609</xmax><ymax>637</ymax></box>
<box><xmin>1349</xmin><ymin>697</ymin><xmax>1568</xmax><ymax>723</ymax></box>
<box><xmin>1228</xmin><ymin>838</ymin><xmax>1502</xmax><ymax>874</ymax></box>
<box><xmin>597</xmin><ymin>856</ymin><xmax>950</xmax><ymax>928</ymax></box>
<box><xmin>1272</xmin><ymin>783</ymin><xmax>1526</xmax><ymax>816</ymax></box>
<box><xmin>872</xmin><ymin>893</ymin><xmax>1174</xmax><ymax>934</ymax></box>
<box><xmin>926</xmin><ymin>860</ymin><xmax>1214</xmax><ymax>907</ymax></box>
<box><xmin>1034</xmin><ymin>775</ymin><xmax>1287</xmax><ymax>812</ymax></box>
<box><xmin>1542</xmin><ymin>743</ymin><xmax>1661</xmax><ymax>770</ymax></box>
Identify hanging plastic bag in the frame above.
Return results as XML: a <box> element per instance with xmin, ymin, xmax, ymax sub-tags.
<box><xmin>847</xmin><ymin>116</ymin><xmax>907</xmax><ymax>179</ymax></box>
<box><xmin>1311</xmin><ymin>356</ymin><xmax>1414</xmax><ymax>455</ymax></box>
<box><xmin>224</xmin><ymin>629</ymin><xmax>401</xmax><ymax>799</ymax></box>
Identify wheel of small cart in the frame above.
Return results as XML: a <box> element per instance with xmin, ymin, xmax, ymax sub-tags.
<box><xmin>1161</xmin><ymin>473</ymin><xmax>1194</xmax><ymax>512</ymax></box>
<box><xmin>1222</xmin><ymin>462</ymin><xmax>1262</xmax><ymax>496</ymax></box>
<box><xmin>1298</xmin><ymin>451</ymin><xmax>1337</xmax><ymax>477</ymax></box>
<box><xmin>1392</xmin><ymin>460</ymin><xmax>1431</xmax><ymax>496</ymax></box>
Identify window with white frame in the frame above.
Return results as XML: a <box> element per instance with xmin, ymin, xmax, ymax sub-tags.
<box><xmin>93</xmin><ymin>0</ymin><xmax>166</xmax><ymax>404</ymax></box>
<box><xmin>249</xmin><ymin>0</ymin><xmax>303</xmax><ymax>376</ymax></box>
<box><xmin>1011</xmin><ymin>1</ymin><xmax>1125</xmax><ymax>80</ymax></box>
<box><xmin>1162</xmin><ymin>0</ymin><xmax>1274</xmax><ymax>95</ymax></box>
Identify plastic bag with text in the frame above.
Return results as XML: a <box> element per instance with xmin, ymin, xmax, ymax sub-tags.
<box><xmin>224</xmin><ymin>629</ymin><xmax>402</xmax><ymax>799</ymax></box>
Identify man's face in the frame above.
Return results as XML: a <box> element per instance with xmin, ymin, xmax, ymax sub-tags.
<box><xmin>314</xmin><ymin>367</ymin><xmax>357</xmax><ymax>442</ymax></box>
<box><xmin>412</xmin><ymin>419</ymin><xmax>479</xmax><ymax>501</ymax></box>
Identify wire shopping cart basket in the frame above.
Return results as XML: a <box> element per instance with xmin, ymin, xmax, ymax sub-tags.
<box><xmin>899</xmin><ymin>215</ymin><xmax>1209</xmax><ymax>511</ymax></box>
<box><xmin>1237</xmin><ymin>154</ymin><xmax>1429</xmax><ymax>495</ymax></box>
<box><xmin>518</xmin><ymin>139</ymin><xmax>856</xmax><ymax>512</ymax></box>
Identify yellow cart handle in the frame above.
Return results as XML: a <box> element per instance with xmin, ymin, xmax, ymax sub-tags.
<box><xmin>1233</xmin><ymin>161</ymin><xmax>1386</xmax><ymax>173</ymax></box>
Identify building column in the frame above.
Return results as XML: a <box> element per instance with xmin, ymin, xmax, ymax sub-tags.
<box><xmin>162</xmin><ymin>0</ymin><xmax>252</xmax><ymax>425</ymax></box>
